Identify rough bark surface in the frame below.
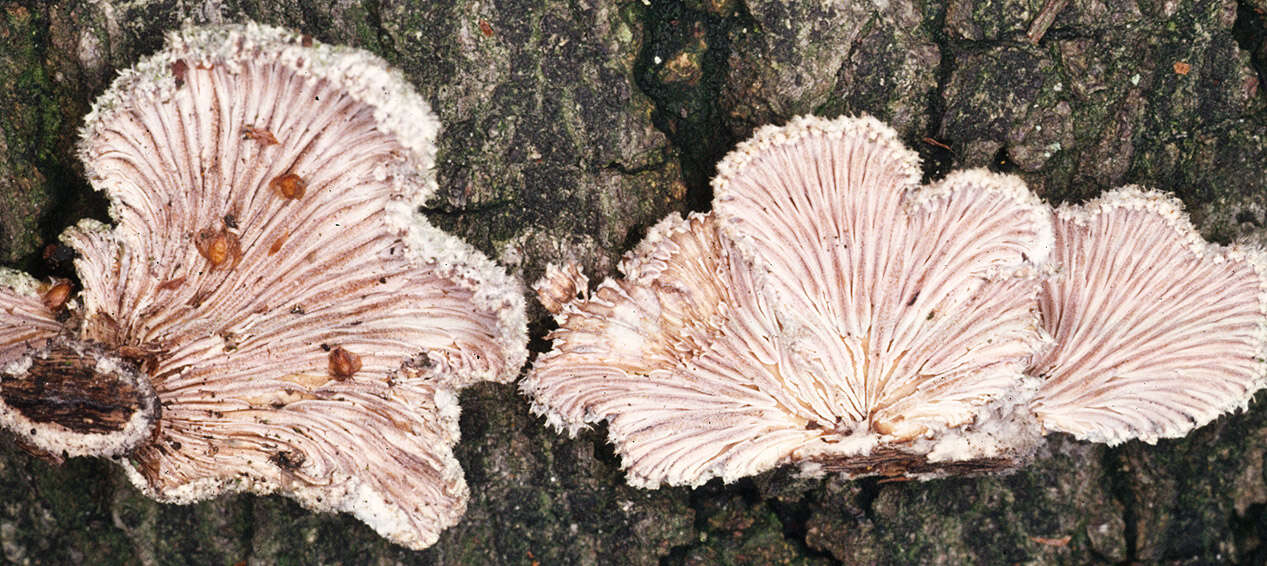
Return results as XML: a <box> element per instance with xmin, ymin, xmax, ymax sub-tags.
<box><xmin>0</xmin><ymin>0</ymin><xmax>1265</xmax><ymax>564</ymax></box>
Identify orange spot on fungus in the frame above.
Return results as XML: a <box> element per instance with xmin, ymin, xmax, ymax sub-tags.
<box><xmin>270</xmin><ymin>173</ymin><xmax>307</xmax><ymax>200</ymax></box>
<box><xmin>195</xmin><ymin>228</ymin><xmax>242</xmax><ymax>269</ymax></box>
<box><xmin>269</xmin><ymin>232</ymin><xmax>289</xmax><ymax>255</ymax></box>
<box><xmin>328</xmin><ymin>346</ymin><xmax>362</xmax><ymax>380</ymax></box>
<box><xmin>157</xmin><ymin>276</ymin><xmax>187</xmax><ymax>292</ymax></box>
<box><xmin>1173</xmin><ymin>61</ymin><xmax>1191</xmax><ymax>75</ymax></box>
<box><xmin>243</xmin><ymin>125</ymin><xmax>279</xmax><ymax>145</ymax></box>
<box><xmin>41</xmin><ymin>280</ymin><xmax>72</xmax><ymax>311</ymax></box>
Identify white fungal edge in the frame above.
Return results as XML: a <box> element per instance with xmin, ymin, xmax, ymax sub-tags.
<box><xmin>710</xmin><ymin>114</ymin><xmax>924</xmax><ymax>253</ymax></box>
<box><xmin>0</xmin><ymin>267</ymin><xmax>45</xmax><ymax>298</ymax></box>
<box><xmin>913</xmin><ymin>168</ymin><xmax>1056</xmax><ymax>270</ymax></box>
<box><xmin>619</xmin><ymin>211</ymin><xmax>714</xmax><ymax>284</ymax></box>
<box><xmin>1055</xmin><ymin>186</ymin><xmax>1207</xmax><ymax>256</ymax></box>
<box><xmin>708</xmin><ymin>114</ymin><xmax>926</xmax><ymax>338</ymax></box>
<box><xmin>116</xmin><ymin>462</ymin><xmax>468</xmax><ymax>552</ymax></box>
<box><xmin>521</xmin><ymin>212</ymin><xmax>706</xmax><ymax>438</ymax></box>
<box><xmin>119</xmin><ymin>386</ymin><xmax>467</xmax><ymax>550</ymax></box>
<box><xmin>75</xmin><ymin>22</ymin><xmax>528</xmax><ymax>384</ymax></box>
<box><xmin>1046</xmin><ymin>185</ymin><xmax>1267</xmax><ymax>444</ymax></box>
<box><xmin>711</xmin><ymin>114</ymin><xmax>923</xmax><ymax>197</ymax></box>
<box><xmin>393</xmin><ymin>206</ymin><xmax>530</xmax><ymax>385</ymax></box>
<box><xmin>0</xmin><ymin>341</ymin><xmax>159</xmax><ymax>459</ymax></box>
<box><xmin>79</xmin><ymin>22</ymin><xmax>439</xmax><ymax>191</ymax></box>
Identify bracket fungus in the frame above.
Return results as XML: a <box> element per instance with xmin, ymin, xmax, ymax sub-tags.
<box><xmin>0</xmin><ymin>24</ymin><xmax>527</xmax><ymax>549</ymax></box>
<box><xmin>1029</xmin><ymin>187</ymin><xmax>1267</xmax><ymax>445</ymax></box>
<box><xmin>523</xmin><ymin>115</ymin><xmax>1267</xmax><ymax>488</ymax></box>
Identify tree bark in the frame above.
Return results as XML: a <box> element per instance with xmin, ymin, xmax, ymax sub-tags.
<box><xmin>0</xmin><ymin>0</ymin><xmax>1264</xmax><ymax>564</ymax></box>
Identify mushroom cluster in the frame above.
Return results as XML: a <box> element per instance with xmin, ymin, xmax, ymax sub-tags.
<box><xmin>0</xmin><ymin>24</ymin><xmax>527</xmax><ymax>550</ymax></box>
<box><xmin>524</xmin><ymin>115</ymin><xmax>1267</xmax><ymax>488</ymax></box>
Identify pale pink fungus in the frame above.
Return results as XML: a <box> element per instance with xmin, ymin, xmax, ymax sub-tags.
<box><xmin>526</xmin><ymin>115</ymin><xmax>1267</xmax><ymax>489</ymax></box>
<box><xmin>0</xmin><ymin>271</ymin><xmax>63</xmax><ymax>357</ymax></box>
<box><xmin>1029</xmin><ymin>187</ymin><xmax>1267</xmax><ymax>445</ymax></box>
<box><xmin>0</xmin><ymin>23</ymin><xmax>527</xmax><ymax>550</ymax></box>
<box><xmin>525</xmin><ymin>116</ymin><xmax>1055</xmax><ymax>487</ymax></box>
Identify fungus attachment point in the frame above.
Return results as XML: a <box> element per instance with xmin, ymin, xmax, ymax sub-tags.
<box><xmin>0</xmin><ymin>23</ymin><xmax>528</xmax><ymax>550</ymax></box>
<box><xmin>269</xmin><ymin>172</ymin><xmax>306</xmax><ymax>200</ymax></box>
<box><xmin>0</xmin><ymin>337</ymin><xmax>159</xmax><ymax>459</ymax></box>
<box><xmin>327</xmin><ymin>346</ymin><xmax>362</xmax><ymax>380</ymax></box>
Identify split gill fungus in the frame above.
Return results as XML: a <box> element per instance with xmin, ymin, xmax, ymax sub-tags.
<box><xmin>524</xmin><ymin>115</ymin><xmax>1267</xmax><ymax>489</ymax></box>
<box><xmin>0</xmin><ymin>23</ymin><xmax>528</xmax><ymax>550</ymax></box>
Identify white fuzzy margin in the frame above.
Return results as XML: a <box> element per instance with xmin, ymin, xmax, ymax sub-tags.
<box><xmin>76</xmin><ymin>21</ymin><xmax>526</xmax><ymax>384</ymax></box>
<box><xmin>1047</xmin><ymin>186</ymin><xmax>1267</xmax><ymax>444</ymax></box>
<box><xmin>0</xmin><ymin>267</ymin><xmax>44</xmax><ymax>298</ymax></box>
<box><xmin>0</xmin><ymin>340</ymin><xmax>159</xmax><ymax>459</ymax></box>
<box><xmin>117</xmin><ymin>386</ymin><xmax>466</xmax><ymax>550</ymax></box>
<box><xmin>79</xmin><ymin>22</ymin><xmax>440</xmax><ymax>196</ymax></box>
<box><xmin>916</xmin><ymin>168</ymin><xmax>1056</xmax><ymax>270</ymax></box>
<box><xmin>69</xmin><ymin>22</ymin><xmax>526</xmax><ymax>549</ymax></box>
<box><xmin>712</xmin><ymin>114</ymin><xmax>923</xmax><ymax>205</ymax></box>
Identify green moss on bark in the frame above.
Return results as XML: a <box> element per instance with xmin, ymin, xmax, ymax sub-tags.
<box><xmin>0</xmin><ymin>0</ymin><xmax>1265</xmax><ymax>564</ymax></box>
<box><xmin>0</xmin><ymin>5</ymin><xmax>57</xmax><ymax>265</ymax></box>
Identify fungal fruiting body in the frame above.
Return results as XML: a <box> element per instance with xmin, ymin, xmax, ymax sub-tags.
<box><xmin>0</xmin><ymin>24</ymin><xmax>527</xmax><ymax>550</ymax></box>
<box><xmin>524</xmin><ymin>115</ymin><xmax>1267</xmax><ymax>488</ymax></box>
<box><xmin>1029</xmin><ymin>188</ymin><xmax>1267</xmax><ymax>444</ymax></box>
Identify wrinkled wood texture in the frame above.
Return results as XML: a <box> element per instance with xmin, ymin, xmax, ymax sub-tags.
<box><xmin>0</xmin><ymin>1</ymin><xmax>1265</xmax><ymax>564</ymax></box>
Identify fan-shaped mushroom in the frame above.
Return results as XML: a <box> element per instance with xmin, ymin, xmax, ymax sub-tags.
<box><xmin>1029</xmin><ymin>187</ymin><xmax>1267</xmax><ymax>445</ymax></box>
<box><xmin>525</xmin><ymin>115</ymin><xmax>1267</xmax><ymax>488</ymax></box>
<box><xmin>525</xmin><ymin>116</ymin><xmax>1055</xmax><ymax>487</ymax></box>
<box><xmin>0</xmin><ymin>23</ymin><xmax>527</xmax><ymax>550</ymax></box>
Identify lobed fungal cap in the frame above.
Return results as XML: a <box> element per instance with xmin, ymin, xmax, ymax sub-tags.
<box><xmin>526</xmin><ymin>115</ymin><xmax>1055</xmax><ymax>487</ymax></box>
<box><xmin>0</xmin><ymin>23</ymin><xmax>528</xmax><ymax>550</ymax></box>
<box><xmin>526</xmin><ymin>114</ymin><xmax>1267</xmax><ymax>488</ymax></box>
<box><xmin>1029</xmin><ymin>186</ymin><xmax>1267</xmax><ymax>445</ymax></box>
